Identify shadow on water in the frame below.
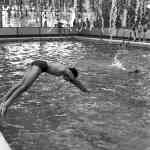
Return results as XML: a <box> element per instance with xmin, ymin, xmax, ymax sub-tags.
<box><xmin>0</xmin><ymin>40</ymin><xmax>150</xmax><ymax>150</ymax></box>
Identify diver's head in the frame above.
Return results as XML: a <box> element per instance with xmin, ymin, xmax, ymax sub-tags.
<box><xmin>69</xmin><ymin>67</ymin><xmax>78</xmax><ymax>78</ymax></box>
<box><xmin>63</xmin><ymin>67</ymin><xmax>79</xmax><ymax>81</ymax></box>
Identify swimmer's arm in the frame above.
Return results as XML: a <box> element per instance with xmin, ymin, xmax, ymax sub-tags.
<box><xmin>70</xmin><ymin>79</ymin><xmax>90</xmax><ymax>93</ymax></box>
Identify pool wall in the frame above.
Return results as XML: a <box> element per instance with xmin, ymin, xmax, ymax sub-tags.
<box><xmin>0</xmin><ymin>27</ymin><xmax>150</xmax><ymax>41</ymax></box>
<box><xmin>0</xmin><ymin>27</ymin><xmax>150</xmax><ymax>50</ymax></box>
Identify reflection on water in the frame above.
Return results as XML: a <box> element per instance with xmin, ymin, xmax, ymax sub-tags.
<box><xmin>0</xmin><ymin>40</ymin><xmax>150</xmax><ymax>150</ymax></box>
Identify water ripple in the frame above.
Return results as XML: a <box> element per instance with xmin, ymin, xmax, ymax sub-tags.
<box><xmin>0</xmin><ymin>40</ymin><xmax>150</xmax><ymax>150</ymax></box>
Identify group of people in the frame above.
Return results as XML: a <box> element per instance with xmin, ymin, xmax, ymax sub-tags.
<box><xmin>130</xmin><ymin>22</ymin><xmax>148</xmax><ymax>42</ymax></box>
<box><xmin>72</xmin><ymin>17</ymin><xmax>103</xmax><ymax>32</ymax></box>
<box><xmin>73</xmin><ymin>18</ymin><xmax>91</xmax><ymax>32</ymax></box>
<box><xmin>130</xmin><ymin>12</ymin><xmax>149</xmax><ymax>42</ymax></box>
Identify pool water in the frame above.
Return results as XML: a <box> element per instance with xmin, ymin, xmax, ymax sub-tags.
<box><xmin>0</xmin><ymin>39</ymin><xmax>150</xmax><ymax>150</ymax></box>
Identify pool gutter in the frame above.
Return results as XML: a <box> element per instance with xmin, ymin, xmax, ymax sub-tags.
<box><xmin>73</xmin><ymin>36</ymin><xmax>150</xmax><ymax>48</ymax></box>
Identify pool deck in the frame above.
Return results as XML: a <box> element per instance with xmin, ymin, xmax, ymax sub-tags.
<box><xmin>0</xmin><ymin>132</ymin><xmax>12</xmax><ymax>150</ymax></box>
<box><xmin>74</xmin><ymin>36</ymin><xmax>150</xmax><ymax>47</ymax></box>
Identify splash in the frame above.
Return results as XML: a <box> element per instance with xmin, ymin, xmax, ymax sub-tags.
<box><xmin>111</xmin><ymin>54</ymin><xmax>126</xmax><ymax>70</ymax></box>
<box><xmin>98</xmin><ymin>0</ymin><xmax>104</xmax><ymax>33</ymax></box>
<box><xmin>82</xmin><ymin>0</ymin><xmax>104</xmax><ymax>32</ymax></box>
<box><xmin>134</xmin><ymin>0</ymin><xmax>140</xmax><ymax>23</ymax></box>
<box><xmin>94</xmin><ymin>0</ymin><xmax>104</xmax><ymax>33</ymax></box>
<box><xmin>82</xmin><ymin>0</ymin><xmax>95</xmax><ymax>29</ymax></box>
<box><xmin>52</xmin><ymin>0</ymin><xmax>56</xmax><ymax>10</ymax></box>
<box><xmin>135</xmin><ymin>0</ymin><xmax>145</xmax><ymax>24</ymax></box>
<box><xmin>111</xmin><ymin>50</ymin><xmax>128</xmax><ymax>70</ymax></box>
<box><xmin>122</xmin><ymin>0</ymin><xmax>132</xmax><ymax>27</ymax></box>
<box><xmin>68</xmin><ymin>0</ymin><xmax>77</xmax><ymax>27</ymax></box>
<box><xmin>109</xmin><ymin>0</ymin><xmax>118</xmax><ymax>39</ymax></box>
<box><xmin>122</xmin><ymin>0</ymin><xmax>129</xmax><ymax>28</ymax></box>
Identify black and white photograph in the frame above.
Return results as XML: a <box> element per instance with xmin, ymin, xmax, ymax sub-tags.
<box><xmin>0</xmin><ymin>0</ymin><xmax>150</xmax><ymax>150</ymax></box>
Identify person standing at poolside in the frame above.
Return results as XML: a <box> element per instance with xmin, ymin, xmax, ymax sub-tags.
<box><xmin>0</xmin><ymin>60</ymin><xmax>89</xmax><ymax>116</ymax></box>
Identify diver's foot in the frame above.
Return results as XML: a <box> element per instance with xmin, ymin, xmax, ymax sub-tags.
<box><xmin>0</xmin><ymin>102</ymin><xmax>8</xmax><ymax>117</ymax></box>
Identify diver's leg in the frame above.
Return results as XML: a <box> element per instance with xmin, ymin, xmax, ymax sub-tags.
<box><xmin>1</xmin><ymin>81</ymin><xmax>24</xmax><ymax>102</ymax></box>
<box><xmin>1</xmin><ymin>67</ymin><xmax>34</xmax><ymax>102</ymax></box>
<box><xmin>5</xmin><ymin>66</ymin><xmax>41</xmax><ymax>108</ymax></box>
<box><xmin>0</xmin><ymin>66</ymin><xmax>41</xmax><ymax>116</ymax></box>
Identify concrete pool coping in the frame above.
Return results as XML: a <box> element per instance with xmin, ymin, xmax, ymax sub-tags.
<box><xmin>0</xmin><ymin>35</ymin><xmax>150</xmax><ymax>48</ymax></box>
<box><xmin>74</xmin><ymin>36</ymin><xmax>150</xmax><ymax>48</ymax></box>
<box><xmin>0</xmin><ymin>132</ymin><xmax>12</xmax><ymax>150</ymax></box>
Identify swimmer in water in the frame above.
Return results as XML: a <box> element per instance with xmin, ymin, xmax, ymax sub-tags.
<box><xmin>128</xmin><ymin>69</ymin><xmax>140</xmax><ymax>74</ymax></box>
<box><xmin>0</xmin><ymin>60</ymin><xmax>89</xmax><ymax>116</ymax></box>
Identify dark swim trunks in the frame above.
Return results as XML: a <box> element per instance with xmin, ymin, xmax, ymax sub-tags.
<box><xmin>31</xmin><ymin>60</ymin><xmax>48</xmax><ymax>72</ymax></box>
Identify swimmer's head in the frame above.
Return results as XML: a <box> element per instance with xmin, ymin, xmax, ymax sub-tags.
<box><xmin>128</xmin><ymin>69</ymin><xmax>140</xmax><ymax>74</ymax></box>
<box><xmin>69</xmin><ymin>67</ymin><xmax>78</xmax><ymax>78</ymax></box>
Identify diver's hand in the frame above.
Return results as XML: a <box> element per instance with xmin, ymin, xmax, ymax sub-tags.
<box><xmin>0</xmin><ymin>102</ymin><xmax>8</xmax><ymax>117</ymax></box>
<box><xmin>85</xmin><ymin>89</ymin><xmax>91</xmax><ymax>94</ymax></box>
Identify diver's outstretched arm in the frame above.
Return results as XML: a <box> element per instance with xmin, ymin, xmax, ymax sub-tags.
<box><xmin>70</xmin><ymin>79</ymin><xmax>90</xmax><ymax>93</ymax></box>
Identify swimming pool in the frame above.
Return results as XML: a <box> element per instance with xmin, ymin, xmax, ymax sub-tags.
<box><xmin>0</xmin><ymin>38</ymin><xmax>150</xmax><ymax>150</ymax></box>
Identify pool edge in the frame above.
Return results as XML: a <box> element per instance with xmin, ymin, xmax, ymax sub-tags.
<box><xmin>0</xmin><ymin>35</ymin><xmax>150</xmax><ymax>48</ymax></box>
